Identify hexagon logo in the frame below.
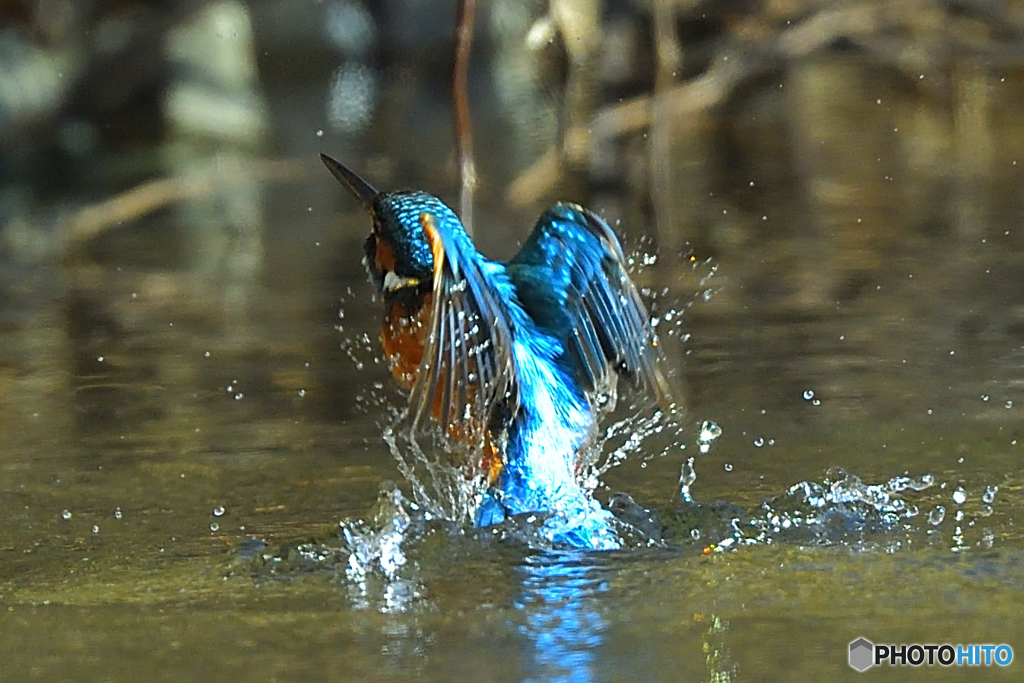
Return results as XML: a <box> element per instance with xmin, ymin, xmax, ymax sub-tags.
<box><xmin>849</xmin><ymin>637</ymin><xmax>874</xmax><ymax>671</ymax></box>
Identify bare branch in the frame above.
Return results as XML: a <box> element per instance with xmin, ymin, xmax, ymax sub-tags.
<box><xmin>454</xmin><ymin>0</ymin><xmax>477</xmax><ymax>236</ymax></box>
<box><xmin>59</xmin><ymin>158</ymin><xmax>304</xmax><ymax>248</ymax></box>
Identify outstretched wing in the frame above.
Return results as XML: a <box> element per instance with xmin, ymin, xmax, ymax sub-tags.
<box><xmin>507</xmin><ymin>203</ymin><xmax>678</xmax><ymax>414</ymax></box>
<box><xmin>408</xmin><ymin>213</ymin><xmax>520</xmax><ymax>445</ymax></box>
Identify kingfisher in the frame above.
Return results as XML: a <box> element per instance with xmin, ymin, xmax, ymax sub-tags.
<box><xmin>321</xmin><ymin>154</ymin><xmax>679</xmax><ymax>549</ymax></box>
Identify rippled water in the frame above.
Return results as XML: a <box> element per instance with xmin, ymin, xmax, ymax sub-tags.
<box><xmin>2</xmin><ymin>215</ymin><xmax>1023</xmax><ymax>682</ymax></box>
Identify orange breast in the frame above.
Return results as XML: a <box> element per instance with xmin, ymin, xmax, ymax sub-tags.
<box><xmin>380</xmin><ymin>294</ymin><xmax>432</xmax><ymax>389</ymax></box>
<box><xmin>380</xmin><ymin>293</ymin><xmax>503</xmax><ymax>483</ymax></box>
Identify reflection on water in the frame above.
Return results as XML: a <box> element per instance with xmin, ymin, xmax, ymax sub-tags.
<box><xmin>4</xmin><ymin>30</ymin><xmax>1024</xmax><ymax>675</ymax></box>
<box><xmin>2</xmin><ymin>194</ymin><xmax>1024</xmax><ymax>681</ymax></box>
<box><xmin>515</xmin><ymin>554</ymin><xmax>607</xmax><ymax>683</ymax></box>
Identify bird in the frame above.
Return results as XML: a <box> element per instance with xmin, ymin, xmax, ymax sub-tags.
<box><xmin>321</xmin><ymin>153</ymin><xmax>679</xmax><ymax>548</ymax></box>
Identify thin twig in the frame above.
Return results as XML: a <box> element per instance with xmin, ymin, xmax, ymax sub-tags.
<box><xmin>650</xmin><ymin>0</ymin><xmax>682</xmax><ymax>246</ymax></box>
<box><xmin>454</xmin><ymin>0</ymin><xmax>477</xmax><ymax>235</ymax></box>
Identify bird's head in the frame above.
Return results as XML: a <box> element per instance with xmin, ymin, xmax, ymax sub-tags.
<box><xmin>321</xmin><ymin>154</ymin><xmax>460</xmax><ymax>298</ymax></box>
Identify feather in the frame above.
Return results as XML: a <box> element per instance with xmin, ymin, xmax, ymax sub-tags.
<box><xmin>507</xmin><ymin>203</ymin><xmax>679</xmax><ymax>415</ymax></box>
<box><xmin>407</xmin><ymin>212</ymin><xmax>521</xmax><ymax>445</ymax></box>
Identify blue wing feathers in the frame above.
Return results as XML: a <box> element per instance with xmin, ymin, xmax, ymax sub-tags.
<box><xmin>507</xmin><ymin>203</ymin><xmax>675</xmax><ymax>411</ymax></box>
<box><xmin>389</xmin><ymin>195</ymin><xmax>672</xmax><ymax>547</ymax></box>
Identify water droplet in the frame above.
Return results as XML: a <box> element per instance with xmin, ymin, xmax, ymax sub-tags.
<box><xmin>316</xmin><ymin>129</ymin><xmax>324</xmax><ymax>137</ymax></box>
<box><xmin>679</xmin><ymin>457</ymin><xmax>697</xmax><ymax>503</ymax></box>
<box><xmin>298</xmin><ymin>389</ymin><xmax>306</xmax><ymax>397</ymax></box>
<box><xmin>92</xmin><ymin>525</ymin><xmax>99</xmax><ymax>534</ymax></box>
<box><xmin>952</xmin><ymin>487</ymin><xmax>967</xmax><ymax>505</ymax></box>
<box><xmin>114</xmin><ymin>507</ymin><xmax>122</xmax><ymax>520</ymax></box>
<box><xmin>213</xmin><ymin>506</ymin><xmax>225</xmax><ymax>517</ymax></box>
<box><xmin>61</xmin><ymin>509</ymin><xmax>72</xmax><ymax>520</ymax></box>
<box><xmin>982</xmin><ymin>485</ymin><xmax>998</xmax><ymax>504</ymax></box>
<box><xmin>690</xmin><ymin>528</ymin><xmax>701</xmax><ymax>540</ymax></box>
<box><xmin>97</xmin><ymin>356</ymin><xmax>104</xmax><ymax>362</ymax></box>
<box><xmin>803</xmin><ymin>389</ymin><xmax>815</xmax><ymax>400</ymax></box>
<box><xmin>753</xmin><ymin>437</ymin><xmax>764</xmax><ymax>447</ymax></box>
<box><xmin>234</xmin><ymin>393</ymin><xmax>244</xmax><ymax>400</ymax></box>
<box><xmin>204</xmin><ymin>351</ymin><xmax>211</xmax><ymax>358</ymax></box>
<box><xmin>928</xmin><ymin>505</ymin><xmax>945</xmax><ymax>525</ymax></box>
<box><xmin>1006</xmin><ymin>400</ymin><xmax>1014</xmax><ymax>409</ymax></box>
<box><xmin>698</xmin><ymin>421</ymin><xmax>722</xmax><ymax>443</ymax></box>
<box><xmin>724</xmin><ymin>463</ymin><xmax>733</xmax><ymax>472</ymax></box>
<box><xmin>210</xmin><ymin>522</ymin><xmax>220</xmax><ymax>532</ymax></box>
<box><xmin>981</xmin><ymin>394</ymin><xmax>990</xmax><ymax>402</ymax></box>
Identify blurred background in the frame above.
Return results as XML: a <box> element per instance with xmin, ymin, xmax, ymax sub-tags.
<box><xmin>4</xmin><ymin>0</ymin><xmax>1024</xmax><ymax>436</ymax></box>
<box><xmin>3</xmin><ymin>2</ymin><xmax>1024</xmax><ymax>680</ymax></box>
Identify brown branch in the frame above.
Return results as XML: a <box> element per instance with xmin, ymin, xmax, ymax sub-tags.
<box><xmin>59</xmin><ymin>158</ymin><xmax>304</xmax><ymax>247</ymax></box>
<box><xmin>508</xmin><ymin>4</ymin><xmax>886</xmax><ymax>206</ymax></box>
<box><xmin>454</xmin><ymin>0</ymin><xmax>477</xmax><ymax>235</ymax></box>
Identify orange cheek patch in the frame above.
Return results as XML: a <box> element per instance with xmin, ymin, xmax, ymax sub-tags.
<box><xmin>373</xmin><ymin>237</ymin><xmax>397</xmax><ymax>275</ymax></box>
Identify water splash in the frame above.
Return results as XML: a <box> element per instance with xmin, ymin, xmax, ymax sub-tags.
<box><xmin>667</xmin><ymin>462</ymin><xmax>1008</xmax><ymax>554</ymax></box>
<box><xmin>696</xmin><ymin>420</ymin><xmax>722</xmax><ymax>454</ymax></box>
<box><xmin>325</xmin><ymin>242</ymin><xmax>705</xmax><ymax>605</ymax></box>
<box><xmin>755</xmin><ymin>467</ymin><xmax>935</xmax><ymax>539</ymax></box>
<box><xmin>382</xmin><ymin>423</ymin><xmax>490</xmax><ymax>527</ymax></box>
<box><xmin>593</xmin><ymin>404</ymin><xmax>682</xmax><ymax>478</ymax></box>
<box><xmin>339</xmin><ymin>481</ymin><xmax>424</xmax><ymax>612</ymax></box>
<box><xmin>679</xmin><ymin>457</ymin><xmax>697</xmax><ymax>503</ymax></box>
<box><xmin>677</xmin><ymin>420</ymin><xmax>722</xmax><ymax>503</ymax></box>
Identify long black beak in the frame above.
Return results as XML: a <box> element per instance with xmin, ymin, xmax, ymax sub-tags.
<box><xmin>320</xmin><ymin>153</ymin><xmax>379</xmax><ymax>210</ymax></box>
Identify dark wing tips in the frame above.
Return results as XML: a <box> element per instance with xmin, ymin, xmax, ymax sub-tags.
<box><xmin>585</xmin><ymin>208</ymin><xmax>681</xmax><ymax>415</ymax></box>
<box><xmin>535</xmin><ymin>203</ymin><xmax>681</xmax><ymax>416</ymax></box>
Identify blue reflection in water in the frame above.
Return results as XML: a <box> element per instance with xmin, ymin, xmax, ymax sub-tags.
<box><xmin>513</xmin><ymin>552</ymin><xmax>610</xmax><ymax>683</ymax></box>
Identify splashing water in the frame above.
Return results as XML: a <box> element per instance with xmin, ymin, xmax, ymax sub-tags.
<box><xmin>382</xmin><ymin>423</ymin><xmax>490</xmax><ymax>527</ymax></box>
<box><xmin>332</xmin><ymin>244</ymin><xmax>711</xmax><ymax>601</ymax></box>
<box><xmin>747</xmin><ymin>467</ymin><xmax>933</xmax><ymax>547</ymax></box>
<box><xmin>672</xmin><ymin>463</ymin><xmax>1005</xmax><ymax>553</ymax></box>
<box><xmin>676</xmin><ymin>420</ymin><xmax>723</xmax><ymax>503</ymax></box>
<box><xmin>340</xmin><ymin>481</ymin><xmax>424</xmax><ymax>612</ymax></box>
<box><xmin>696</xmin><ymin>420</ymin><xmax>722</xmax><ymax>454</ymax></box>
